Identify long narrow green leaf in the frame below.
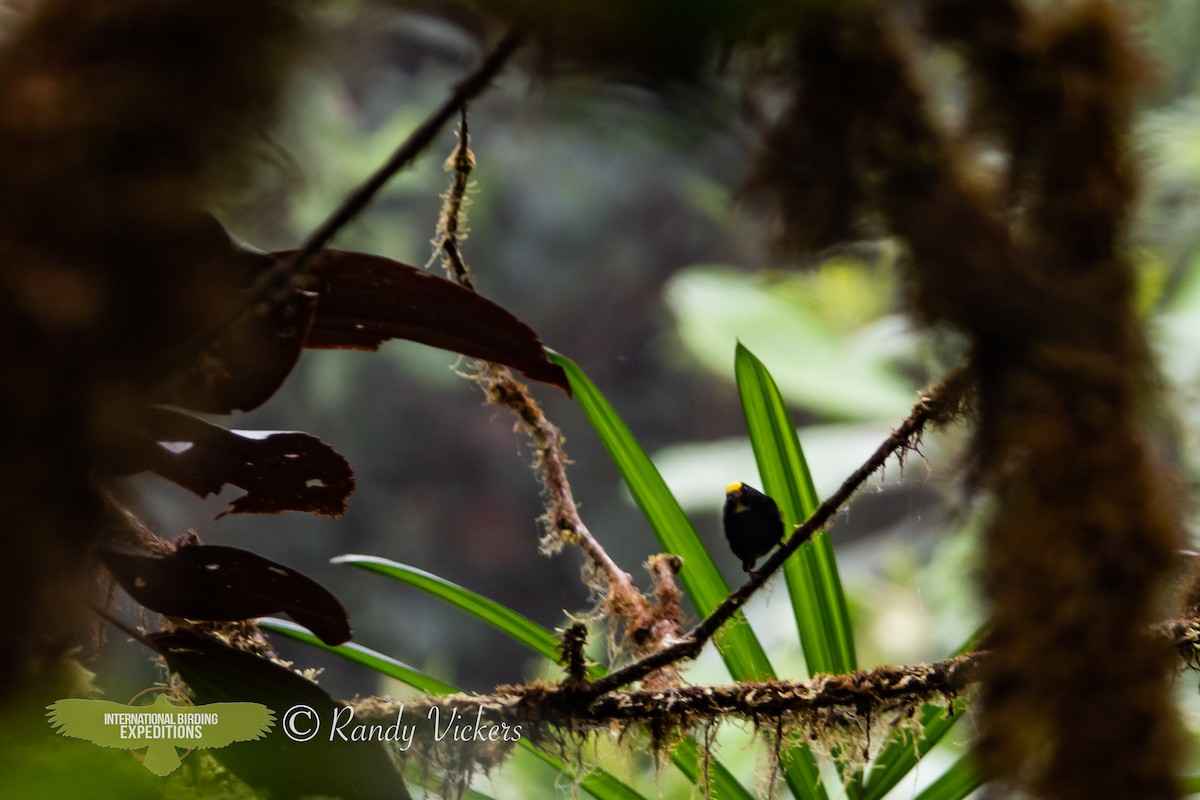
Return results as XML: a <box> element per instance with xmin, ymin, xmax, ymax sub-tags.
<box><xmin>259</xmin><ymin>618</ymin><xmax>650</xmax><ymax>800</ymax></box>
<box><xmin>549</xmin><ymin>352</ymin><xmax>827</xmax><ymax>800</ymax></box>
<box><xmin>734</xmin><ymin>344</ymin><xmax>860</xmax><ymax>794</ymax></box>
<box><xmin>735</xmin><ymin>342</ymin><xmax>857</xmax><ymax>677</ymax></box>
<box><xmin>327</xmin><ymin>560</ymin><xmax>755</xmax><ymax>800</ymax></box>
<box><xmin>259</xmin><ymin>617</ymin><xmax>458</xmax><ymax>694</ymax></box>
<box><xmin>330</xmin><ymin>555</ymin><xmax>566</xmax><ymax>667</ymax></box>
<box><xmin>862</xmin><ymin>630</ymin><xmax>983</xmax><ymax>800</ymax></box>
<box><xmin>1182</xmin><ymin>775</ymin><xmax>1200</xmax><ymax>795</ymax></box>
<box><xmin>912</xmin><ymin>753</ymin><xmax>984</xmax><ymax>800</ymax></box>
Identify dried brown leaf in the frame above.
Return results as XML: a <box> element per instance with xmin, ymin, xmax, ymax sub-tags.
<box><xmin>151</xmin><ymin>218</ymin><xmax>318</xmax><ymax>414</ymax></box>
<box><xmin>104</xmin><ymin>407</ymin><xmax>355</xmax><ymax>518</ymax></box>
<box><xmin>99</xmin><ymin>544</ymin><xmax>351</xmax><ymax>645</ymax></box>
<box><xmin>287</xmin><ymin>249</ymin><xmax>570</xmax><ymax>392</ymax></box>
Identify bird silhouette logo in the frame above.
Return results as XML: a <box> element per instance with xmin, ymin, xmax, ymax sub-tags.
<box><xmin>47</xmin><ymin>687</ymin><xmax>274</xmax><ymax>776</ymax></box>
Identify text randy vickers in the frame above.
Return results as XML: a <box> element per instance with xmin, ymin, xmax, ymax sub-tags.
<box><xmin>284</xmin><ymin>704</ymin><xmax>523</xmax><ymax>751</ymax></box>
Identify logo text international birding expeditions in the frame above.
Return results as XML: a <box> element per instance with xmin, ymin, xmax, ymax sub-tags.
<box><xmin>46</xmin><ymin>686</ymin><xmax>274</xmax><ymax>776</ymax></box>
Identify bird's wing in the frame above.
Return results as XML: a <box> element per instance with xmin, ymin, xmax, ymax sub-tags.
<box><xmin>191</xmin><ymin>702</ymin><xmax>276</xmax><ymax>749</ymax></box>
<box><xmin>46</xmin><ymin>699</ymin><xmax>150</xmax><ymax>749</ymax></box>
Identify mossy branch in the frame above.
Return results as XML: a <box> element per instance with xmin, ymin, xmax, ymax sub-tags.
<box><xmin>430</xmin><ymin>115</ymin><xmax>673</xmax><ymax>661</ymax></box>
<box><xmin>350</xmin><ymin>616</ymin><xmax>1200</xmax><ymax>747</ymax></box>
<box><xmin>359</xmin><ymin>653</ymin><xmax>980</xmax><ymax>733</ymax></box>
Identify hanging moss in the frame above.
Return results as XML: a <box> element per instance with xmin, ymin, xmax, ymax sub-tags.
<box><xmin>746</xmin><ymin>1</ymin><xmax>1184</xmax><ymax>796</ymax></box>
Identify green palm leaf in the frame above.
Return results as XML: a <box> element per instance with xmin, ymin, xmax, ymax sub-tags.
<box><xmin>735</xmin><ymin>342</ymin><xmax>860</xmax><ymax>794</ymax></box>
<box><xmin>734</xmin><ymin>342</ymin><xmax>856</xmax><ymax>677</ymax></box>
<box><xmin>549</xmin><ymin>353</ymin><xmax>768</xmax><ymax>676</ymax></box>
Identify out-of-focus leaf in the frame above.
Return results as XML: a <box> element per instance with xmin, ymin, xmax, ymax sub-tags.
<box><xmin>152</xmin><ymin>215</ymin><xmax>317</xmax><ymax>414</ymax></box>
<box><xmin>912</xmin><ymin>753</ymin><xmax>984</xmax><ymax>800</ymax></box>
<box><xmin>280</xmin><ymin>248</ymin><xmax>570</xmax><ymax>392</ymax></box>
<box><xmin>100</xmin><ymin>545</ymin><xmax>351</xmax><ymax>645</ymax></box>
<box><xmin>148</xmin><ymin>629</ymin><xmax>410</xmax><ymax>800</ymax></box>
<box><xmin>156</xmin><ymin>215</ymin><xmax>569</xmax><ymax>412</ymax></box>
<box><xmin>105</xmin><ymin>407</ymin><xmax>355</xmax><ymax>518</ymax></box>
<box><xmin>156</xmin><ymin>285</ymin><xmax>317</xmax><ymax>415</ymax></box>
<box><xmin>666</xmin><ymin>266</ymin><xmax>917</xmax><ymax>420</ymax></box>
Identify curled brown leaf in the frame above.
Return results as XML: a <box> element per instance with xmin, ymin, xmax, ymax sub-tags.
<box><xmin>101</xmin><ymin>407</ymin><xmax>355</xmax><ymax>518</ymax></box>
<box><xmin>99</xmin><ymin>543</ymin><xmax>352</xmax><ymax>645</ymax></box>
<box><xmin>286</xmin><ymin>248</ymin><xmax>570</xmax><ymax>393</ymax></box>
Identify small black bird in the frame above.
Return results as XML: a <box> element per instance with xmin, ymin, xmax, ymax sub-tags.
<box><xmin>723</xmin><ymin>481</ymin><xmax>784</xmax><ymax>576</ymax></box>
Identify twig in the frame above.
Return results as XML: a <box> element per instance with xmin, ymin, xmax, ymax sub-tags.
<box><xmin>268</xmin><ymin>25</ymin><xmax>524</xmax><ymax>300</ymax></box>
<box><xmin>432</xmin><ymin>107</ymin><xmax>477</xmax><ymax>288</ymax></box>
<box><xmin>93</xmin><ymin>483</ymin><xmax>174</xmax><ymax>554</ymax></box>
<box><xmin>91</xmin><ymin>603</ymin><xmax>156</xmax><ymax>649</ymax></box>
<box><xmin>102</xmin><ymin>608</ymin><xmax>1200</xmax><ymax>736</ymax></box>
<box><xmin>430</xmin><ymin>113</ymin><xmax>659</xmax><ymax>650</ymax></box>
<box><xmin>586</xmin><ymin>365</ymin><xmax>973</xmax><ymax>696</ymax></box>
<box><xmin>638</xmin><ymin>554</ymin><xmax>686</xmax><ymax>689</ymax></box>
<box><xmin>645</xmin><ymin>554</ymin><xmax>686</xmax><ymax>645</ymax></box>
<box><xmin>558</xmin><ymin>622</ymin><xmax>591</xmax><ymax>688</ymax></box>
<box><xmin>164</xmin><ymin>23</ymin><xmax>527</xmax><ymax>375</ymax></box>
<box><xmin>590</xmin><ymin>653</ymin><xmax>979</xmax><ymax>724</ymax></box>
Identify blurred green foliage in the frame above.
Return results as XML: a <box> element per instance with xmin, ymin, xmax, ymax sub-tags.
<box><xmin>667</xmin><ymin>260</ymin><xmax>918</xmax><ymax>421</ymax></box>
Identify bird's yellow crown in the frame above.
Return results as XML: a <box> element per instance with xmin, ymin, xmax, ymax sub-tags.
<box><xmin>725</xmin><ymin>481</ymin><xmax>744</xmax><ymax>495</ymax></box>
